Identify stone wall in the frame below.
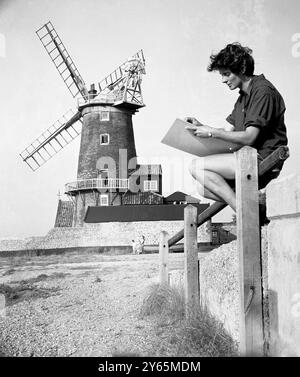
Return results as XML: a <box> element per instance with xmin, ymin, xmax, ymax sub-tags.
<box><xmin>169</xmin><ymin>228</ymin><xmax>268</xmax><ymax>347</ymax></box>
<box><xmin>198</xmin><ymin>240</ymin><xmax>240</xmax><ymax>343</ymax></box>
<box><xmin>54</xmin><ymin>200</ymin><xmax>74</xmax><ymax>227</ymax></box>
<box><xmin>265</xmin><ymin>174</ymin><xmax>300</xmax><ymax>356</ymax></box>
<box><xmin>0</xmin><ymin>236</ymin><xmax>45</xmax><ymax>252</ymax></box>
<box><xmin>0</xmin><ymin>220</ymin><xmax>211</xmax><ymax>252</ymax></box>
<box><xmin>168</xmin><ymin>173</ymin><xmax>300</xmax><ymax>356</ymax></box>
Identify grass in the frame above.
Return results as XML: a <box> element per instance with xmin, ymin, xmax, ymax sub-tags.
<box><xmin>0</xmin><ymin>272</ymin><xmax>69</xmax><ymax>306</ymax></box>
<box><xmin>140</xmin><ymin>283</ymin><xmax>185</xmax><ymax>322</ymax></box>
<box><xmin>0</xmin><ymin>278</ymin><xmax>61</xmax><ymax>306</ymax></box>
<box><xmin>2</xmin><ymin>269</ymin><xmax>16</xmax><ymax>276</ymax></box>
<box><xmin>19</xmin><ymin>272</ymin><xmax>69</xmax><ymax>284</ymax></box>
<box><xmin>139</xmin><ymin>283</ymin><xmax>238</xmax><ymax>357</ymax></box>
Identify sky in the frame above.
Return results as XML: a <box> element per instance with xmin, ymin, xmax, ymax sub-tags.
<box><xmin>0</xmin><ymin>0</ymin><xmax>300</xmax><ymax>238</ymax></box>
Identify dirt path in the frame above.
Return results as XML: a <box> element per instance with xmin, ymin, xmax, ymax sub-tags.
<box><xmin>0</xmin><ymin>252</ymin><xmax>165</xmax><ymax>357</ymax></box>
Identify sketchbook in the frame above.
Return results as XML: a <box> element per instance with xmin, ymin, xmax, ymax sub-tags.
<box><xmin>161</xmin><ymin>118</ymin><xmax>241</xmax><ymax>157</ymax></box>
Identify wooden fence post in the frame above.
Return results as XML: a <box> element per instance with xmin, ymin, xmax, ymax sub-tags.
<box><xmin>184</xmin><ymin>205</ymin><xmax>199</xmax><ymax>319</ymax></box>
<box><xmin>159</xmin><ymin>231</ymin><xmax>169</xmax><ymax>284</ymax></box>
<box><xmin>236</xmin><ymin>146</ymin><xmax>264</xmax><ymax>356</ymax></box>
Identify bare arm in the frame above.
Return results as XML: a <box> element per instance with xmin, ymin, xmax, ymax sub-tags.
<box><xmin>209</xmin><ymin>126</ymin><xmax>260</xmax><ymax>146</ymax></box>
<box><xmin>184</xmin><ymin>117</ymin><xmax>260</xmax><ymax>146</ymax></box>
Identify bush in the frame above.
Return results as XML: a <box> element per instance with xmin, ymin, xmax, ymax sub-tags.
<box><xmin>139</xmin><ymin>283</ymin><xmax>185</xmax><ymax>322</ymax></box>
<box><xmin>140</xmin><ymin>283</ymin><xmax>238</xmax><ymax>357</ymax></box>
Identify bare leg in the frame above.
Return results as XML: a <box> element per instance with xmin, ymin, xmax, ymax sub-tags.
<box><xmin>189</xmin><ymin>153</ymin><xmax>237</xmax><ymax>211</ymax></box>
<box><xmin>199</xmin><ymin>170</ymin><xmax>236</xmax><ymax>211</ymax></box>
<box><xmin>195</xmin><ymin>182</ymin><xmax>225</xmax><ymax>203</ymax></box>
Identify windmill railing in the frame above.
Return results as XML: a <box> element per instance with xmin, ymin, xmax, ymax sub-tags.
<box><xmin>65</xmin><ymin>178</ymin><xmax>129</xmax><ymax>193</ymax></box>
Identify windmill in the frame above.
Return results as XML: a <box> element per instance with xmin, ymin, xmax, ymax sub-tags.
<box><xmin>20</xmin><ymin>21</ymin><xmax>146</xmax><ymax>226</ymax></box>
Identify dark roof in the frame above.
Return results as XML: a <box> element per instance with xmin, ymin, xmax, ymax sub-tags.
<box><xmin>165</xmin><ymin>191</ymin><xmax>200</xmax><ymax>203</ymax></box>
<box><xmin>85</xmin><ymin>203</ymin><xmax>209</xmax><ymax>223</ymax></box>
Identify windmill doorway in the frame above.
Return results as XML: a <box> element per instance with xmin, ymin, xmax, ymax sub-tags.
<box><xmin>98</xmin><ymin>169</ymin><xmax>109</xmax><ymax>188</ymax></box>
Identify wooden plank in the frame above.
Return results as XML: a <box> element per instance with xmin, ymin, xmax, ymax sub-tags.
<box><xmin>236</xmin><ymin>146</ymin><xmax>264</xmax><ymax>356</ymax></box>
<box><xmin>258</xmin><ymin>145</ymin><xmax>289</xmax><ymax>176</ymax></box>
<box><xmin>168</xmin><ymin>202</ymin><xmax>226</xmax><ymax>247</ymax></box>
<box><xmin>184</xmin><ymin>205</ymin><xmax>200</xmax><ymax>319</ymax></box>
<box><xmin>159</xmin><ymin>231</ymin><xmax>169</xmax><ymax>284</ymax></box>
<box><xmin>143</xmin><ymin>242</ymin><xmax>213</xmax><ymax>254</ymax></box>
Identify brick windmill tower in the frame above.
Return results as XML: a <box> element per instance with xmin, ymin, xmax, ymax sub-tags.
<box><xmin>20</xmin><ymin>22</ymin><xmax>148</xmax><ymax>226</ymax></box>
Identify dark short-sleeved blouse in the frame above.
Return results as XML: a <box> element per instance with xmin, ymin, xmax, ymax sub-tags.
<box><xmin>226</xmin><ymin>74</ymin><xmax>288</xmax><ymax>159</ymax></box>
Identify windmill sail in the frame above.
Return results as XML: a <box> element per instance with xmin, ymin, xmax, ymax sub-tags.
<box><xmin>96</xmin><ymin>49</ymin><xmax>146</xmax><ymax>108</ymax></box>
<box><xmin>20</xmin><ymin>109</ymin><xmax>82</xmax><ymax>171</ymax></box>
<box><xmin>36</xmin><ymin>21</ymin><xmax>88</xmax><ymax>99</ymax></box>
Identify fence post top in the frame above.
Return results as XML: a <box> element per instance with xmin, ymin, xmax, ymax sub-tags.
<box><xmin>236</xmin><ymin>146</ymin><xmax>257</xmax><ymax>154</ymax></box>
<box><xmin>239</xmin><ymin>145</ymin><xmax>256</xmax><ymax>151</ymax></box>
<box><xmin>184</xmin><ymin>204</ymin><xmax>197</xmax><ymax>209</ymax></box>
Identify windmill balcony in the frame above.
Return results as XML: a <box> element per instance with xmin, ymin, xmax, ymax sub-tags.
<box><xmin>77</xmin><ymin>93</ymin><xmax>123</xmax><ymax>108</ymax></box>
<box><xmin>65</xmin><ymin>178</ymin><xmax>129</xmax><ymax>194</ymax></box>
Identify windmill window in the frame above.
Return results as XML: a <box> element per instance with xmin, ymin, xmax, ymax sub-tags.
<box><xmin>144</xmin><ymin>180</ymin><xmax>158</xmax><ymax>191</ymax></box>
<box><xmin>100</xmin><ymin>194</ymin><xmax>109</xmax><ymax>206</ymax></box>
<box><xmin>100</xmin><ymin>134</ymin><xmax>109</xmax><ymax>145</ymax></box>
<box><xmin>100</xmin><ymin>111</ymin><xmax>110</xmax><ymax>121</ymax></box>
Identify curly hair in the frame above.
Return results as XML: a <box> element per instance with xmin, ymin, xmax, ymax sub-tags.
<box><xmin>207</xmin><ymin>43</ymin><xmax>254</xmax><ymax>76</ymax></box>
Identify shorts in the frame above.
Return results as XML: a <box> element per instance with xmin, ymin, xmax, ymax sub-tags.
<box><xmin>225</xmin><ymin>153</ymin><xmax>284</xmax><ymax>190</ymax></box>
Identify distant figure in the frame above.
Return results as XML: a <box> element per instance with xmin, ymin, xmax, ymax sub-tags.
<box><xmin>139</xmin><ymin>235</ymin><xmax>145</xmax><ymax>254</ymax></box>
<box><xmin>134</xmin><ymin>235</ymin><xmax>145</xmax><ymax>255</ymax></box>
<box><xmin>131</xmin><ymin>239</ymin><xmax>137</xmax><ymax>254</ymax></box>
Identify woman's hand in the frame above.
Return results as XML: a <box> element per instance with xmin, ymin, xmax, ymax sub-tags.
<box><xmin>183</xmin><ymin>117</ymin><xmax>205</xmax><ymax>126</ymax></box>
<box><xmin>184</xmin><ymin>117</ymin><xmax>215</xmax><ymax>138</ymax></box>
<box><xmin>193</xmin><ymin>125</ymin><xmax>215</xmax><ymax>138</ymax></box>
